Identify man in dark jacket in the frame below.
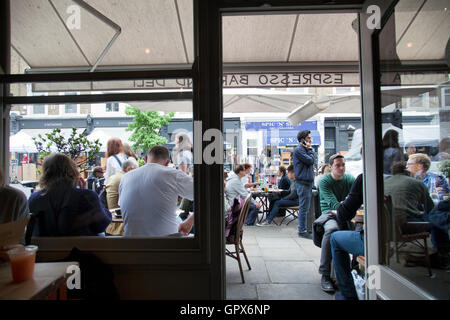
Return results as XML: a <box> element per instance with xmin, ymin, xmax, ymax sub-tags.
<box><xmin>257</xmin><ymin>165</ymin><xmax>298</xmax><ymax>226</ymax></box>
<box><xmin>277</xmin><ymin>166</ymin><xmax>291</xmax><ymax>190</ymax></box>
<box><xmin>293</xmin><ymin>130</ymin><xmax>315</xmax><ymax>238</ymax></box>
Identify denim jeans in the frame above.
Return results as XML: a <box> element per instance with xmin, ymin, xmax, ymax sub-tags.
<box><xmin>245</xmin><ymin>203</ymin><xmax>259</xmax><ymax>225</ymax></box>
<box><xmin>330</xmin><ymin>231</ymin><xmax>365</xmax><ymax>299</ymax></box>
<box><xmin>296</xmin><ymin>181</ymin><xmax>313</xmax><ymax>233</ymax></box>
<box><xmin>266</xmin><ymin>199</ymin><xmax>298</xmax><ymax>223</ymax></box>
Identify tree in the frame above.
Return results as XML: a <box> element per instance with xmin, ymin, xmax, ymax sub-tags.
<box><xmin>32</xmin><ymin>127</ymin><xmax>102</xmax><ymax>173</ymax></box>
<box><xmin>125</xmin><ymin>106</ymin><xmax>174</xmax><ymax>152</ymax></box>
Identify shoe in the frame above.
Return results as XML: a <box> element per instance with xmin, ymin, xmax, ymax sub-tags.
<box><xmin>321</xmin><ymin>275</ymin><xmax>335</xmax><ymax>293</ymax></box>
<box><xmin>256</xmin><ymin>220</ymin><xmax>274</xmax><ymax>227</ymax></box>
<box><xmin>298</xmin><ymin>231</ymin><xmax>312</xmax><ymax>239</ymax></box>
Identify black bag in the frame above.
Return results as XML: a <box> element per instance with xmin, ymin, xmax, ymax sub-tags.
<box><xmin>312</xmin><ymin>212</ymin><xmax>336</xmax><ymax>248</ymax></box>
<box><xmin>99</xmin><ymin>187</ymin><xmax>108</xmax><ymax>209</ymax></box>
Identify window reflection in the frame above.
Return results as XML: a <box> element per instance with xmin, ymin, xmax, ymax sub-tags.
<box><xmin>378</xmin><ymin>0</ymin><xmax>450</xmax><ymax>299</ymax></box>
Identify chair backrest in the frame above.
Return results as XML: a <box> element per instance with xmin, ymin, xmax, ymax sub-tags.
<box><xmin>233</xmin><ymin>195</ymin><xmax>252</xmax><ymax>245</ymax></box>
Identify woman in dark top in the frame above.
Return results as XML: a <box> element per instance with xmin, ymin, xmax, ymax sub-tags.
<box><xmin>382</xmin><ymin>130</ymin><xmax>403</xmax><ymax>175</ymax></box>
<box><xmin>277</xmin><ymin>166</ymin><xmax>291</xmax><ymax>190</ymax></box>
<box><xmin>28</xmin><ymin>154</ymin><xmax>111</xmax><ymax>237</ymax></box>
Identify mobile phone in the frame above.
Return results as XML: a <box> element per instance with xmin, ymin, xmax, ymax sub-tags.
<box><xmin>300</xmin><ymin>138</ymin><xmax>306</xmax><ymax>144</ymax></box>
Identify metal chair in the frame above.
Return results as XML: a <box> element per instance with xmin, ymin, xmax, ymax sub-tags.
<box><xmin>225</xmin><ymin>195</ymin><xmax>252</xmax><ymax>283</ymax></box>
<box><xmin>279</xmin><ymin>206</ymin><xmax>299</xmax><ymax>225</ymax></box>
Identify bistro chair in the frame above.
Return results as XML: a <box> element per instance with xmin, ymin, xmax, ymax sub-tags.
<box><xmin>382</xmin><ymin>195</ymin><xmax>433</xmax><ymax>277</ymax></box>
<box><xmin>225</xmin><ymin>195</ymin><xmax>252</xmax><ymax>283</ymax></box>
<box><xmin>279</xmin><ymin>206</ymin><xmax>299</xmax><ymax>225</ymax></box>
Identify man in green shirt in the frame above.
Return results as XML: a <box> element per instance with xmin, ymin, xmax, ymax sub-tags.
<box><xmin>317</xmin><ymin>154</ymin><xmax>355</xmax><ymax>293</ymax></box>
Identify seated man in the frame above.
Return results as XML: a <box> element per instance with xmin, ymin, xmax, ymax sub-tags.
<box><xmin>119</xmin><ymin>146</ymin><xmax>193</xmax><ymax>237</ymax></box>
<box><xmin>225</xmin><ymin>165</ymin><xmax>261</xmax><ymax>226</ymax></box>
<box><xmin>407</xmin><ymin>153</ymin><xmax>449</xmax><ymax>200</ymax></box>
<box><xmin>317</xmin><ymin>154</ymin><xmax>355</xmax><ymax>293</ymax></box>
<box><xmin>257</xmin><ymin>165</ymin><xmax>297</xmax><ymax>226</ymax></box>
<box><xmin>105</xmin><ymin>158</ymin><xmax>139</xmax><ymax>210</ymax></box>
<box><xmin>329</xmin><ymin>173</ymin><xmax>364</xmax><ymax>300</ymax></box>
<box><xmin>277</xmin><ymin>166</ymin><xmax>291</xmax><ymax>190</ymax></box>
<box><xmin>388</xmin><ymin>162</ymin><xmax>449</xmax><ymax>268</ymax></box>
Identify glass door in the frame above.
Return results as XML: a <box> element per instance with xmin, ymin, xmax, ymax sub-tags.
<box><xmin>365</xmin><ymin>0</ymin><xmax>450</xmax><ymax>300</ymax></box>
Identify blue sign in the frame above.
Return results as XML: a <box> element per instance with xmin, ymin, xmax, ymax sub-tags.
<box><xmin>266</xmin><ymin>129</ymin><xmax>321</xmax><ymax>146</ymax></box>
<box><xmin>245</xmin><ymin>120</ymin><xmax>317</xmax><ymax>131</ymax></box>
<box><xmin>245</xmin><ymin>121</ymin><xmax>321</xmax><ymax>146</ymax></box>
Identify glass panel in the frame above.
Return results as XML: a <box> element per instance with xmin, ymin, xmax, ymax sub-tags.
<box><xmin>377</xmin><ymin>0</ymin><xmax>450</xmax><ymax>299</ymax></box>
<box><xmin>8</xmin><ymin>94</ymin><xmax>194</xmax><ymax>240</ymax></box>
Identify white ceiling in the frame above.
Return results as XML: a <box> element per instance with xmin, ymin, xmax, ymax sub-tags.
<box><xmin>11</xmin><ymin>0</ymin><xmax>449</xmax><ymax>70</ymax></box>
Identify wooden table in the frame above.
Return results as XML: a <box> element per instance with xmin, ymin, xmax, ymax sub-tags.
<box><xmin>0</xmin><ymin>261</ymin><xmax>78</xmax><ymax>300</ymax></box>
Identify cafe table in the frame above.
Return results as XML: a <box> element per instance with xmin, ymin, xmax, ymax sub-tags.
<box><xmin>0</xmin><ymin>261</ymin><xmax>78</xmax><ymax>300</ymax></box>
<box><xmin>251</xmin><ymin>188</ymin><xmax>284</xmax><ymax>223</ymax></box>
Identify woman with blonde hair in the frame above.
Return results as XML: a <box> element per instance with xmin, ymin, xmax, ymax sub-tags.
<box><xmin>104</xmin><ymin>138</ymin><xmax>127</xmax><ymax>180</ymax></box>
<box><xmin>28</xmin><ymin>153</ymin><xmax>111</xmax><ymax>236</ymax></box>
<box><xmin>173</xmin><ymin>132</ymin><xmax>193</xmax><ymax>174</ymax></box>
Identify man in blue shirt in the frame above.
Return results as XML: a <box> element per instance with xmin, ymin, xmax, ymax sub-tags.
<box><xmin>293</xmin><ymin>130</ymin><xmax>315</xmax><ymax>239</ymax></box>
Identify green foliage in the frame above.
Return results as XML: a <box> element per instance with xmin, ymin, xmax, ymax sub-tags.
<box><xmin>125</xmin><ymin>106</ymin><xmax>174</xmax><ymax>152</ymax></box>
<box><xmin>32</xmin><ymin>127</ymin><xmax>102</xmax><ymax>173</ymax></box>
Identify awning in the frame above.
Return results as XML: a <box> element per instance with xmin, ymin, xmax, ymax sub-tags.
<box><xmin>11</xmin><ymin>2</ymin><xmax>448</xmax><ymax>71</ymax></box>
<box><xmin>9</xmin><ymin>131</ymin><xmax>37</xmax><ymax>153</ymax></box>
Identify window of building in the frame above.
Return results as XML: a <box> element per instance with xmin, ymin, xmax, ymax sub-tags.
<box><xmin>32</xmin><ymin>105</ymin><xmax>45</xmax><ymax>114</ymax></box>
<box><xmin>48</xmin><ymin>105</ymin><xmax>59</xmax><ymax>115</ymax></box>
<box><xmin>247</xmin><ymin>139</ymin><xmax>258</xmax><ymax>156</ymax></box>
<box><xmin>106</xmin><ymin>102</ymin><xmax>119</xmax><ymax>112</ymax></box>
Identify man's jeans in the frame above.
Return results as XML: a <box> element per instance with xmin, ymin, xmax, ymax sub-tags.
<box><xmin>244</xmin><ymin>203</ymin><xmax>259</xmax><ymax>225</ymax></box>
<box><xmin>266</xmin><ymin>199</ymin><xmax>298</xmax><ymax>223</ymax></box>
<box><xmin>319</xmin><ymin>218</ymin><xmax>339</xmax><ymax>276</ymax></box>
<box><xmin>296</xmin><ymin>181</ymin><xmax>313</xmax><ymax>233</ymax></box>
<box><xmin>330</xmin><ymin>231</ymin><xmax>365</xmax><ymax>299</ymax></box>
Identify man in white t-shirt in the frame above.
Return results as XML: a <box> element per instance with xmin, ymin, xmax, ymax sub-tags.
<box><xmin>118</xmin><ymin>146</ymin><xmax>193</xmax><ymax>237</ymax></box>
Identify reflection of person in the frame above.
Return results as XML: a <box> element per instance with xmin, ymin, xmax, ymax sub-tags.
<box><xmin>0</xmin><ymin>168</ymin><xmax>29</xmax><ymax>224</ymax></box>
<box><xmin>28</xmin><ymin>154</ymin><xmax>111</xmax><ymax>236</ymax></box>
<box><xmin>407</xmin><ymin>153</ymin><xmax>449</xmax><ymax>199</ymax></box>
<box><xmin>257</xmin><ymin>165</ymin><xmax>298</xmax><ymax>226</ymax></box>
<box><xmin>382</xmin><ymin>130</ymin><xmax>402</xmax><ymax>175</ymax></box>
<box><xmin>317</xmin><ymin>154</ymin><xmax>355</xmax><ymax>293</ymax></box>
<box><xmin>119</xmin><ymin>146</ymin><xmax>193</xmax><ymax>237</ymax></box>
<box><xmin>225</xmin><ymin>165</ymin><xmax>261</xmax><ymax>226</ymax></box>
<box><xmin>385</xmin><ymin>162</ymin><xmax>449</xmax><ymax>267</ymax></box>
<box><xmin>293</xmin><ymin>130</ymin><xmax>315</xmax><ymax>238</ymax></box>
<box><xmin>433</xmin><ymin>138</ymin><xmax>450</xmax><ymax>161</ymax></box>
<box><xmin>174</xmin><ymin>132</ymin><xmax>193</xmax><ymax>174</ymax></box>
<box><xmin>104</xmin><ymin>138</ymin><xmax>127</xmax><ymax>181</ymax></box>
<box><xmin>329</xmin><ymin>174</ymin><xmax>364</xmax><ymax>300</ymax></box>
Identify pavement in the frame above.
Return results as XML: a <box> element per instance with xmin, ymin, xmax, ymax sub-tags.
<box><xmin>226</xmin><ymin>216</ymin><xmax>335</xmax><ymax>300</ymax></box>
